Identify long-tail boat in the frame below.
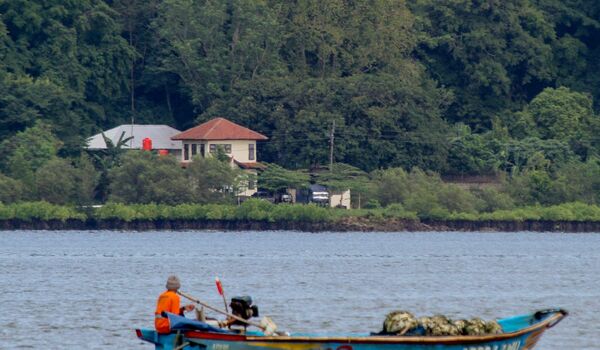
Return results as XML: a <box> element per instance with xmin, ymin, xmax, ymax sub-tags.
<box><xmin>136</xmin><ymin>308</ymin><xmax>567</xmax><ymax>350</ymax></box>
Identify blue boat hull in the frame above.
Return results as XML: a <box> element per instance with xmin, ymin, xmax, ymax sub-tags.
<box><xmin>136</xmin><ymin>309</ymin><xmax>567</xmax><ymax>350</ymax></box>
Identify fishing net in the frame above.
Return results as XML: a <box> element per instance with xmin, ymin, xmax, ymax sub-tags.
<box><xmin>382</xmin><ymin>311</ymin><xmax>503</xmax><ymax>336</ymax></box>
<box><xmin>383</xmin><ymin>311</ymin><xmax>419</xmax><ymax>334</ymax></box>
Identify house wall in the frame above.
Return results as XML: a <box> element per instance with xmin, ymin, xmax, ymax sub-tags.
<box><xmin>330</xmin><ymin>189</ymin><xmax>351</xmax><ymax>209</ymax></box>
<box><xmin>179</xmin><ymin>139</ymin><xmax>259</xmax><ymax>197</ymax></box>
<box><xmin>180</xmin><ymin>140</ymin><xmax>256</xmax><ymax>163</ymax></box>
<box><xmin>180</xmin><ymin>141</ymin><xmax>207</xmax><ymax>162</ymax></box>
<box><xmin>208</xmin><ymin>140</ymin><xmax>256</xmax><ymax>162</ymax></box>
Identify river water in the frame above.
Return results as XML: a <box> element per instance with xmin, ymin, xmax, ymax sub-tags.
<box><xmin>0</xmin><ymin>231</ymin><xmax>598</xmax><ymax>349</ymax></box>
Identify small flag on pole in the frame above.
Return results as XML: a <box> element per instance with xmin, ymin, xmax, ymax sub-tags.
<box><xmin>215</xmin><ymin>277</ymin><xmax>229</xmax><ymax>314</ymax></box>
<box><xmin>216</xmin><ymin>277</ymin><xmax>224</xmax><ymax>296</ymax></box>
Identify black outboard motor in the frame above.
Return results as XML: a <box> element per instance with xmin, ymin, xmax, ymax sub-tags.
<box><xmin>229</xmin><ymin>296</ymin><xmax>259</xmax><ymax>327</ymax></box>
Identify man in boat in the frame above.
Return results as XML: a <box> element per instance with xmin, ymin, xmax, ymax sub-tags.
<box><xmin>154</xmin><ymin>275</ymin><xmax>196</xmax><ymax>333</ymax></box>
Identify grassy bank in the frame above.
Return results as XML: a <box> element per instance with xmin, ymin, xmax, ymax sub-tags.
<box><xmin>1</xmin><ymin>200</ymin><xmax>600</xmax><ymax>227</ymax></box>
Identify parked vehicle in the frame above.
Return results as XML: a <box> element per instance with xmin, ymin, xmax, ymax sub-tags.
<box><xmin>309</xmin><ymin>184</ymin><xmax>329</xmax><ymax>205</ymax></box>
<box><xmin>279</xmin><ymin>193</ymin><xmax>292</xmax><ymax>203</ymax></box>
<box><xmin>251</xmin><ymin>190</ymin><xmax>275</xmax><ymax>203</ymax></box>
<box><xmin>275</xmin><ymin>192</ymin><xmax>293</xmax><ymax>203</ymax></box>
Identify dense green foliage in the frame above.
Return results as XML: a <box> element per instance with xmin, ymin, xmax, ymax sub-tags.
<box><xmin>0</xmin><ymin>173</ymin><xmax>23</xmax><ymax>203</ymax></box>
<box><xmin>259</xmin><ymin>163</ymin><xmax>310</xmax><ymax>193</ymax></box>
<box><xmin>35</xmin><ymin>156</ymin><xmax>98</xmax><ymax>205</ymax></box>
<box><xmin>2</xmin><ymin>200</ymin><xmax>600</xmax><ymax>224</ymax></box>
<box><xmin>0</xmin><ymin>121</ymin><xmax>61</xmax><ymax>186</ymax></box>
<box><xmin>1</xmin><ymin>0</ymin><xmax>598</xmax><ymax>171</ymax></box>
<box><xmin>0</xmin><ymin>201</ymin><xmax>85</xmax><ymax>221</ymax></box>
<box><xmin>108</xmin><ymin>152</ymin><xmax>191</xmax><ymax>204</ymax></box>
<box><xmin>0</xmin><ymin>0</ymin><xmax>132</xmax><ymax>152</ymax></box>
<box><xmin>1</xmin><ymin>0</ymin><xmax>599</xmax><ymax>211</ymax></box>
<box><xmin>1</xmin><ymin>148</ymin><xmax>600</xmax><ymax>220</ymax></box>
<box><xmin>186</xmin><ymin>155</ymin><xmax>246</xmax><ymax>203</ymax></box>
<box><xmin>94</xmin><ymin>200</ymin><xmax>332</xmax><ymax>222</ymax></box>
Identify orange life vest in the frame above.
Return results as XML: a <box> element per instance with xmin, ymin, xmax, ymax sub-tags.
<box><xmin>154</xmin><ymin>290</ymin><xmax>181</xmax><ymax>333</ymax></box>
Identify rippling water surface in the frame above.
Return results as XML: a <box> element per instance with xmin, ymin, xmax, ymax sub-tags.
<box><xmin>1</xmin><ymin>231</ymin><xmax>599</xmax><ymax>349</ymax></box>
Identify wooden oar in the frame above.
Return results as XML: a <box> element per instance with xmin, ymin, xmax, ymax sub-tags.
<box><xmin>177</xmin><ymin>290</ymin><xmax>281</xmax><ymax>335</ymax></box>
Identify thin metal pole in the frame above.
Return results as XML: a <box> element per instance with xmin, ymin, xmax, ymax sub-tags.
<box><xmin>329</xmin><ymin>120</ymin><xmax>335</xmax><ymax>171</ymax></box>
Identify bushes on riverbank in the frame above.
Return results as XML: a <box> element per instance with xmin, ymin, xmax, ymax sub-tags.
<box><xmin>369</xmin><ymin>164</ymin><xmax>600</xmax><ymax>216</ymax></box>
<box><xmin>93</xmin><ymin>200</ymin><xmax>418</xmax><ymax>222</ymax></box>
<box><xmin>0</xmin><ymin>202</ymin><xmax>86</xmax><ymax>221</ymax></box>
<box><xmin>477</xmin><ymin>202</ymin><xmax>600</xmax><ymax>222</ymax></box>
<box><xmin>1</xmin><ymin>200</ymin><xmax>600</xmax><ymax>224</ymax></box>
<box><xmin>94</xmin><ymin>200</ymin><xmax>332</xmax><ymax>222</ymax></box>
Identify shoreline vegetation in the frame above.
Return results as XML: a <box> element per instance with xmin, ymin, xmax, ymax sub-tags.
<box><xmin>1</xmin><ymin>201</ymin><xmax>599</xmax><ymax>232</ymax></box>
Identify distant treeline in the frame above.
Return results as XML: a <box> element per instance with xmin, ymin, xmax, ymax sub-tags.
<box><xmin>1</xmin><ymin>146</ymin><xmax>600</xmax><ymax>216</ymax></box>
<box><xmin>1</xmin><ymin>1</ymin><xmax>599</xmax><ymax>209</ymax></box>
<box><xmin>0</xmin><ymin>1</ymin><xmax>599</xmax><ymax>174</ymax></box>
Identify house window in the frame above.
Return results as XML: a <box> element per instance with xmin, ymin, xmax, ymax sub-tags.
<box><xmin>248</xmin><ymin>179</ymin><xmax>256</xmax><ymax>190</ymax></box>
<box><xmin>249</xmin><ymin>144</ymin><xmax>255</xmax><ymax>161</ymax></box>
<box><xmin>184</xmin><ymin>144</ymin><xmax>190</xmax><ymax>161</ymax></box>
<box><xmin>200</xmin><ymin>144</ymin><xmax>205</xmax><ymax>157</ymax></box>
<box><xmin>209</xmin><ymin>144</ymin><xmax>232</xmax><ymax>154</ymax></box>
<box><xmin>191</xmin><ymin>144</ymin><xmax>197</xmax><ymax>157</ymax></box>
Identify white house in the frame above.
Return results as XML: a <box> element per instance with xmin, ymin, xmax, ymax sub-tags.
<box><xmin>171</xmin><ymin>117</ymin><xmax>268</xmax><ymax>196</ymax></box>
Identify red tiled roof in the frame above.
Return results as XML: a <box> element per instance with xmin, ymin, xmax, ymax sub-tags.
<box><xmin>172</xmin><ymin>117</ymin><xmax>268</xmax><ymax>141</ymax></box>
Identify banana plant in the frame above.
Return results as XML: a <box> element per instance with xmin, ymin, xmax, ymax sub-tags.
<box><xmin>95</xmin><ymin>131</ymin><xmax>134</xmax><ymax>169</ymax></box>
<box><xmin>90</xmin><ymin>131</ymin><xmax>134</xmax><ymax>202</ymax></box>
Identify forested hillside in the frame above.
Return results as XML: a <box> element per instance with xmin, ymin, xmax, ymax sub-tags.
<box><xmin>1</xmin><ymin>0</ymin><xmax>599</xmax><ymax>180</ymax></box>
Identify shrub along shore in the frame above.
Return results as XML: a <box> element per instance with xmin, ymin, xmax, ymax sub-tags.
<box><xmin>1</xmin><ymin>200</ymin><xmax>600</xmax><ymax>232</ymax></box>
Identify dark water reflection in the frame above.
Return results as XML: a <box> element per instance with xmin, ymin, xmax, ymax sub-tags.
<box><xmin>0</xmin><ymin>231</ymin><xmax>598</xmax><ymax>349</ymax></box>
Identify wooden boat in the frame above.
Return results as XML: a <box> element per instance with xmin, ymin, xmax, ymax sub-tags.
<box><xmin>136</xmin><ymin>309</ymin><xmax>567</xmax><ymax>350</ymax></box>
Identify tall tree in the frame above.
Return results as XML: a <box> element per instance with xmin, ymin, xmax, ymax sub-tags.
<box><xmin>0</xmin><ymin>0</ymin><xmax>132</xmax><ymax>151</ymax></box>
<box><xmin>514</xmin><ymin>87</ymin><xmax>599</xmax><ymax>159</ymax></box>
<box><xmin>410</xmin><ymin>0</ymin><xmax>556</xmax><ymax>129</ymax></box>
<box><xmin>534</xmin><ymin>0</ymin><xmax>600</xmax><ymax>108</ymax></box>
<box><xmin>35</xmin><ymin>157</ymin><xmax>98</xmax><ymax>205</ymax></box>
<box><xmin>108</xmin><ymin>152</ymin><xmax>192</xmax><ymax>204</ymax></box>
<box><xmin>259</xmin><ymin>163</ymin><xmax>309</xmax><ymax>193</ymax></box>
<box><xmin>186</xmin><ymin>156</ymin><xmax>243</xmax><ymax>203</ymax></box>
<box><xmin>154</xmin><ymin>0</ymin><xmax>285</xmax><ymax>112</ymax></box>
<box><xmin>0</xmin><ymin>121</ymin><xmax>61</xmax><ymax>180</ymax></box>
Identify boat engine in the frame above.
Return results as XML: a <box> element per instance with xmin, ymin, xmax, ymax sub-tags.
<box><xmin>230</xmin><ymin>296</ymin><xmax>259</xmax><ymax>326</ymax></box>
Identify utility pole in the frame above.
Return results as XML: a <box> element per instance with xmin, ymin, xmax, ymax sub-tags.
<box><xmin>329</xmin><ymin>120</ymin><xmax>335</xmax><ymax>172</ymax></box>
<box><xmin>129</xmin><ymin>25</ymin><xmax>135</xmax><ymax>149</ymax></box>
